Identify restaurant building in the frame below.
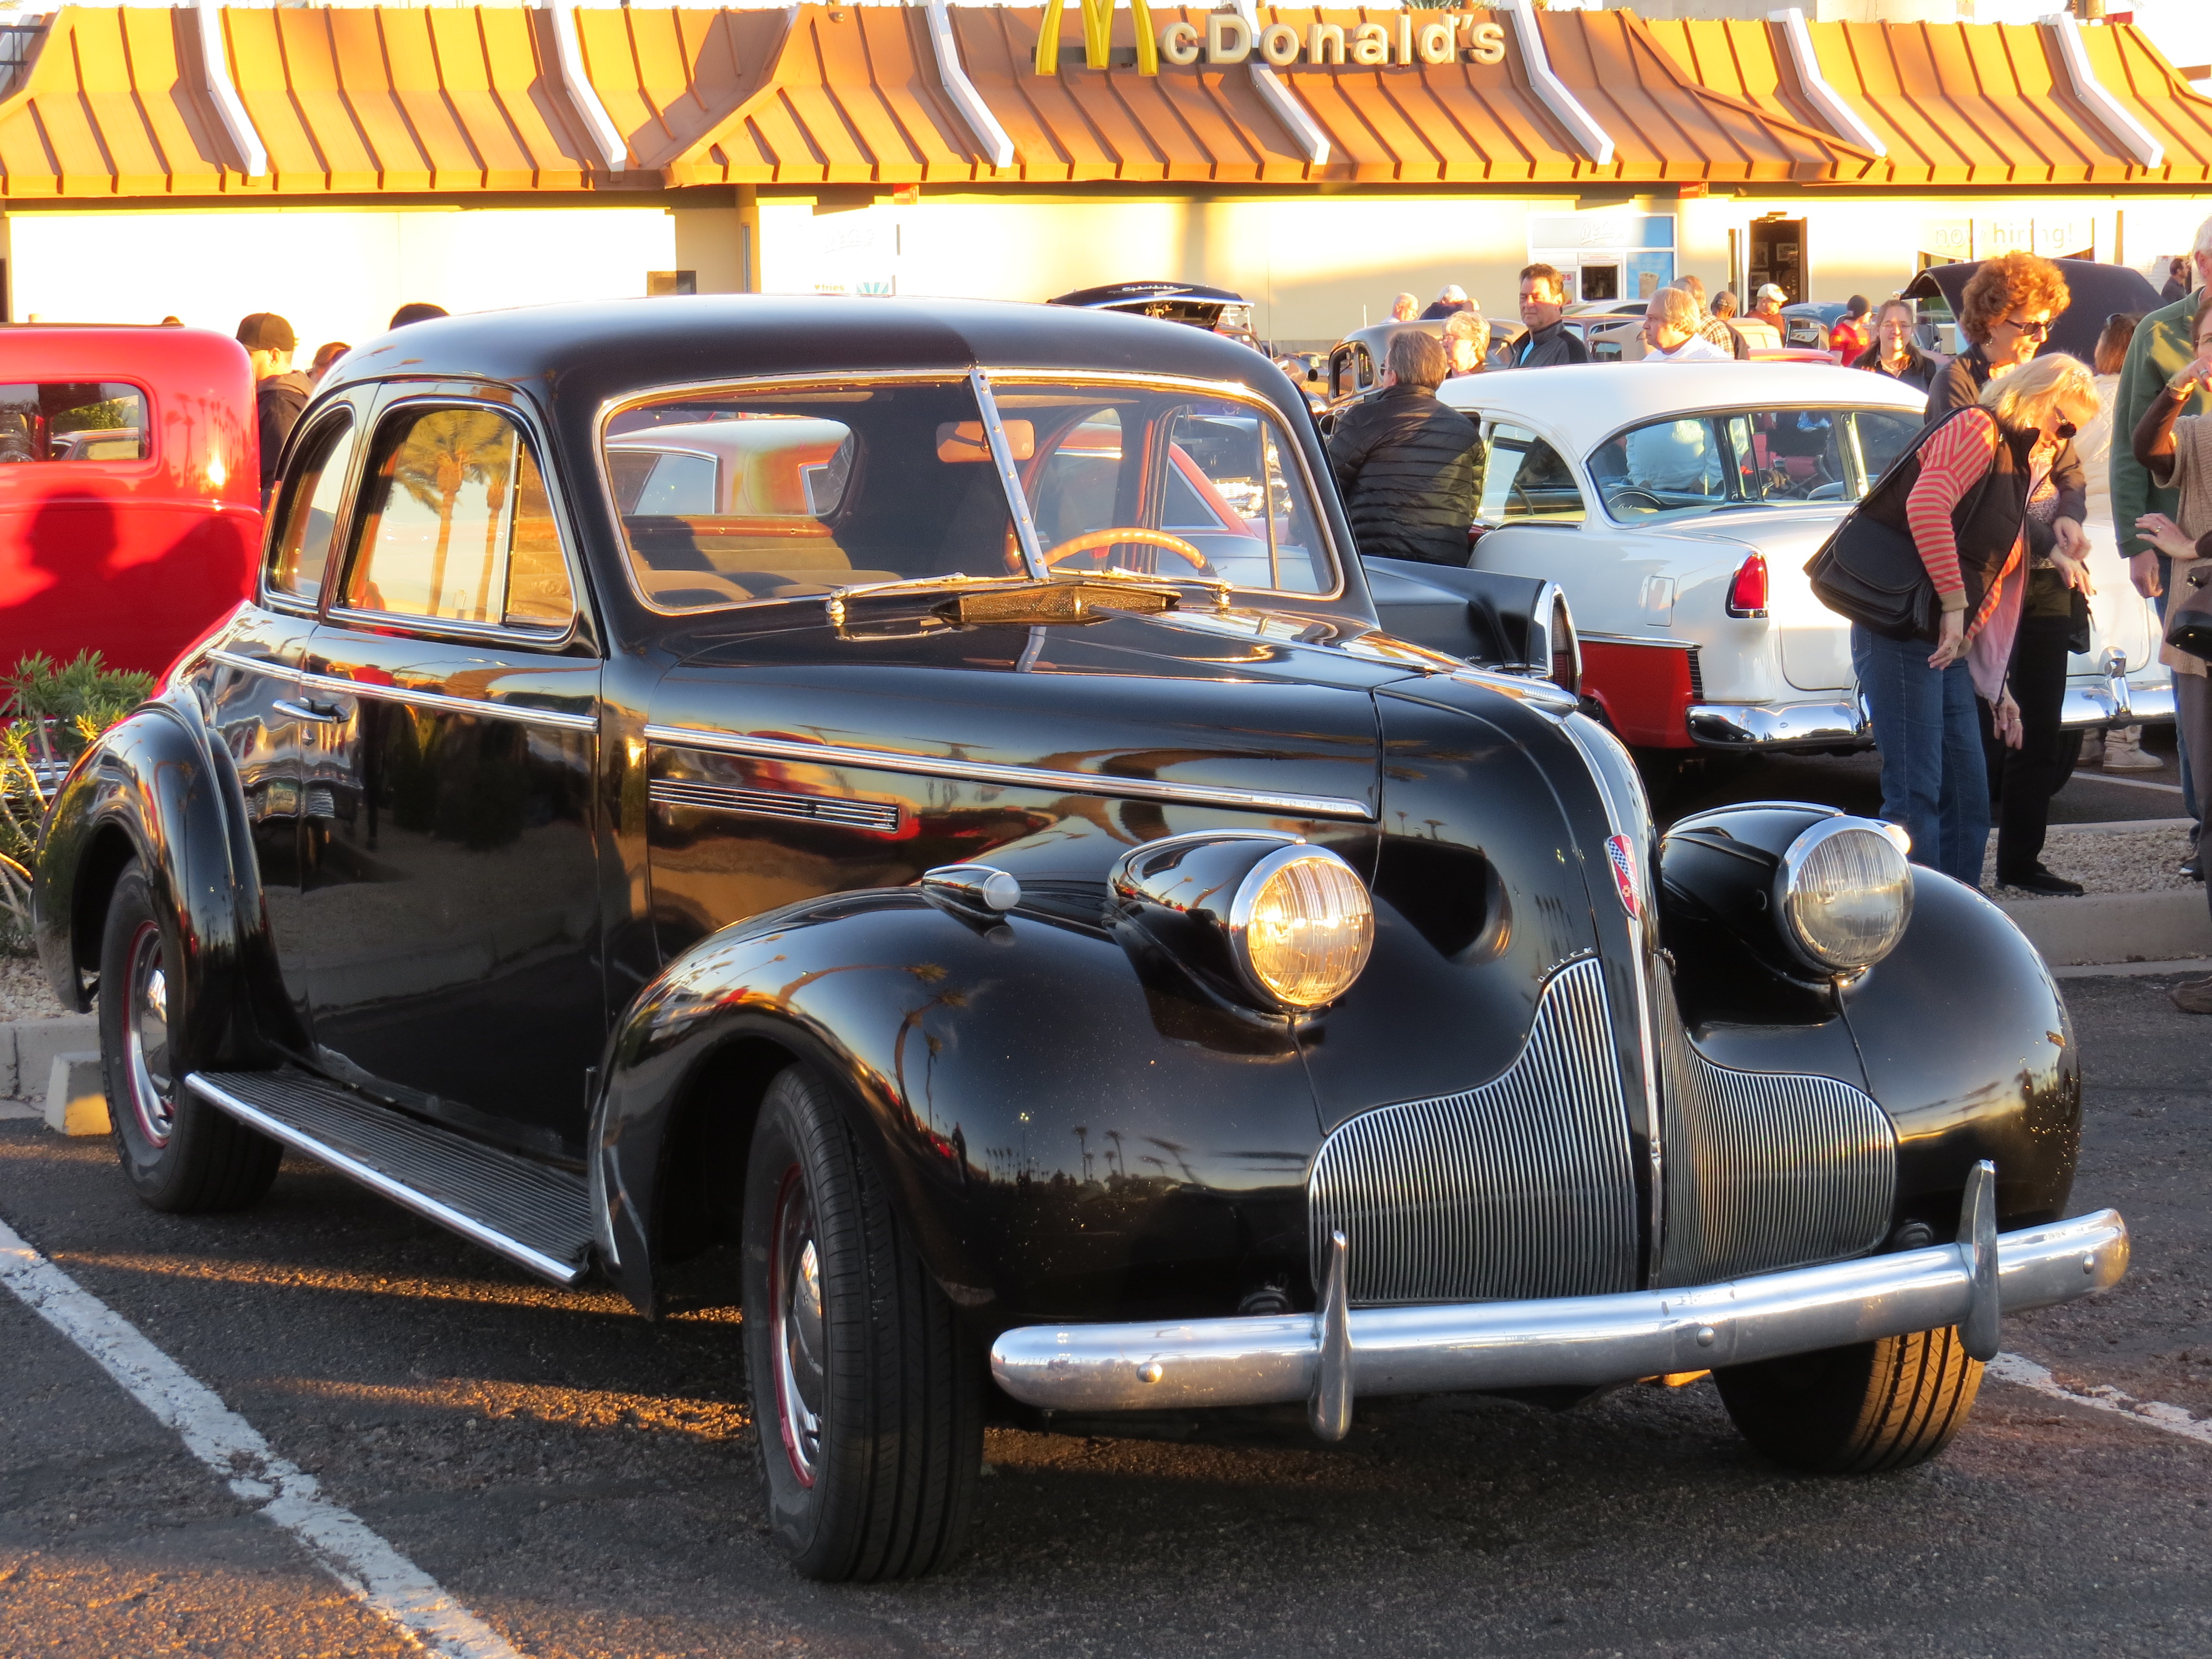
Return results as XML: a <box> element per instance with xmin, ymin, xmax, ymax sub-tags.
<box><xmin>1</xmin><ymin>2</ymin><xmax>2208</xmax><ymax>349</ymax></box>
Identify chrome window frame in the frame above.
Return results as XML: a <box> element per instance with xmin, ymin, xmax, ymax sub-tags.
<box><xmin>259</xmin><ymin>405</ymin><xmax>365</xmax><ymax>620</ymax></box>
<box><xmin>593</xmin><ymin>366</ymin><xmax>1347</xmax><ymax>617</ymax></box>
<box><xmin>323</xmin><ymin>393</ymin><xmax>594</xmax><ymax>655</ymax></box>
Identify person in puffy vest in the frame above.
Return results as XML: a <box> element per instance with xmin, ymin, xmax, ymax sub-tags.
<box><xmin>1326</xmin><ymin>329</ymin><xmax>1482</xmax><ymax>566</ymax></box>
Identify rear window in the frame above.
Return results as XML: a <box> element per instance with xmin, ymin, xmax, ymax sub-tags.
<box><xmin>0</xmin><ymin>383</ymin><xmax>149</xmax><ymax>463</ymax></box>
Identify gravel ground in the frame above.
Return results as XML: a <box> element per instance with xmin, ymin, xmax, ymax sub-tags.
<box><xmin>0</xmin><ymin>952</ymin><xmax>70</xmax><ymax>1021</ymax></box>
<box><xmin>1985</xmin><ymin>823</ymin><xmax>2200</xmax><ymax>898</ymax></box>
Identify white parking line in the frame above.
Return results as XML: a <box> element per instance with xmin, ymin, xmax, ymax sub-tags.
<box><xmin>0</xmin><ymin>1215</ymin><xmax>526</xmax><ymax>1659</ymax></box>
<box><xmin>1990</xmin><ymin>1351</ymin><xmax>2212</xmax><ymax>1449</ymax></box>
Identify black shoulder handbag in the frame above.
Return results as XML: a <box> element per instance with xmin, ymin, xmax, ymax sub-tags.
<box><xmin>2166</xmin><ymin>560</ymin><xmax>2212</xmax><ymax>660</ymax></box>
<box><xmin>1806</xmin><ymin>408</ymin><xmax>1994</xmax><ymax>644</ymax></box>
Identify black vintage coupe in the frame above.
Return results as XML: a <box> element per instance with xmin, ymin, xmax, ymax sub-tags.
<box><xmin>35</xmin><ymin>296</ymin><xmax>2125</xmax><ymax>1582</ymax></box>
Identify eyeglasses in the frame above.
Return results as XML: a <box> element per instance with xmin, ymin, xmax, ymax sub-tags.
<box><xmin>2001</xmin><ymin>316</ymin><xmax>2052</xmax><ymax>339</ymax></box>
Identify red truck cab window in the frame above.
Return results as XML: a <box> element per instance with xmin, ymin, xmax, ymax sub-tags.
<box><xmin>0</xmin><ymin>383</ymin><xmax>149</xmax><ymax>465</ymax></box>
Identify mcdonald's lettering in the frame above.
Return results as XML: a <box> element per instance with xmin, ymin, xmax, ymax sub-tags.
<box><xmin>1036</xmin><ymin>8</ymin><xmax>1506</xmax><ymax>74</ymax></box>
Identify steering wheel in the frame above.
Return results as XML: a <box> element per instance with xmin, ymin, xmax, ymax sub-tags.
<box><xmin>1606</xmin><ymin>487</ymin><xmax>1667</xmax><ymax>513</ymax></box>
<box><xmin>1041</xmin><ymin>527</ymin><xmax>1210</xmax><ymax>569</ymax></box>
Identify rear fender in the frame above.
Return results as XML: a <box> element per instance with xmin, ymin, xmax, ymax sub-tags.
<box><xmin>589</xmin><ymin>888</ymin><xmax>1317</xmax><ymax>1326</ymax></box>
<box><xmin>31</xmin><ymin>691</ymin><xmax>284</xmax><ymax>1065</ymax></box>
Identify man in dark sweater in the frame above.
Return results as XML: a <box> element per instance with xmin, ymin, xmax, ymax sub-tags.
<box><xmin>237</xmin><ymin>312</ymin><xmax>314</xmax><ymax>504</ymax></box>
<box><xmin>1326</xmin><ymin>329</ymin><xmax>1481</xmax><ymax>565</ymax></box>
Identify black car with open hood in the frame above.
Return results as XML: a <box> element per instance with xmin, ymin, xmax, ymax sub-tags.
<box><xmin>33</xmin><ymin>294</ymin><xmax>2125</xmax><ymax>1583</ymax></box>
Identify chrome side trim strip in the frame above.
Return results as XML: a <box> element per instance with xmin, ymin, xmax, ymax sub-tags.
<box><xmin>184</xmin><ymin>1074</ymin><xmax>585</xmax><ymax>1287</ymax></box>
<box><xmin>989</xmin><ymin>1207</ymin><xmax>2129</xmax><ymax>1413</ymax></box>
<box><xmin>648</xmin><ymin>777</ymin><xmax>902</xmax><ymax>834</ymax></box>
<box><xmin>299</xmin><ymin>670</ymin><xmax>598</xmax><ymax>733</ymax></box>
<box><xmin>641</xmin><ymin>724</ymin><xmax>1375</xmax><ymax>821</ymax></box>
<box><xmin>206</xmin><ymin>646</ymin><xmax>293</xmax><ymax>676</ymax></box>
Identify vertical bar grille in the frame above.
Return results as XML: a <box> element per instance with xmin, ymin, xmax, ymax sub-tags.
<box><xmin>1652</xmin><ymin>970</ymin><xmax>1896</xmax><ymax>1287</ymax></box>
<box><xmin>1307</xmin><ymin>957</ymin><xmax>1639</xmax><ymax>1305</ymax></box>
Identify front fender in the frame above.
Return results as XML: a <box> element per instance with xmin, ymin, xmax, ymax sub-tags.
<box><xmin>591</xmin><ymin>888</ymin><xmax>1321</xmax><ymax>1329</ymax></box>
<box><xmin>31</xmin><ymin>690</ymin><xmax>282</xmax><ymax>1066</ymax></box>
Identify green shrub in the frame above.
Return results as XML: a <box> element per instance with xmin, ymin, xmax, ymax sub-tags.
<box><xmin>0</xmin><ymin>651</ymin><xmax>154</xmax><ymax>950</ymax></box>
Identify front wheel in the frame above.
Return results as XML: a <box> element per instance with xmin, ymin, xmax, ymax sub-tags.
<box><xmin>1714</xmin><ymin>1326</ymin><xmax>1983</xmax><ymax>1474</ymax></box>
<box><xmin>98</xmin><ymin>860</ymin><xmax>280</xmax><ymax>1212</ymax></box>
<box><xmin>741</xmin><ymin>1064</ymin><xmax>982</xmax><ymax>1580</ymax></box>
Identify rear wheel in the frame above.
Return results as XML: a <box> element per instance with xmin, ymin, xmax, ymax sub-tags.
<box><xmin>741</xmin><ymin>1063</ymin><xmax>982</xmax><ymax>1580</ymax></box>
<box><xmin>99</xmin><ymin>861</ymin><xmax>280</xmax><ymax>1213</ymax></box>
<box><xmin>1714</xmin><ymin>1326</ymin><xmax>1983</xmax><ymax>1474</ymax></box>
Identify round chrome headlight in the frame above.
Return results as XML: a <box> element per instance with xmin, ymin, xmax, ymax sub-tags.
<box><xmin>1773</xmin><ymin>817</ymin><xmax>1913</xmax><ymax>973</ymax></box>
<box><xmin>1228</xmin><ymin>845</ymin><xmax>1375</xmax><ymax>1009</ymax></box>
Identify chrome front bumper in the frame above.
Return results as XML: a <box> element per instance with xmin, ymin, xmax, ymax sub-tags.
<box><xmin>990</xmin><ymin>1189</ymin><xmax>2126</xmax><ymax>1435</ymax></box>
<box><xmin>1686</xmin><ymin>698</ymin><xmax>1867</xmax><ymax>750</ymax></box>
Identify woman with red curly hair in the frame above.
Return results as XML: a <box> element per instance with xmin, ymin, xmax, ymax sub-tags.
<box><xmin>1922</xmin><ymin>251</ymin><xmax>2095</xmax><ymax>894</ymax></box>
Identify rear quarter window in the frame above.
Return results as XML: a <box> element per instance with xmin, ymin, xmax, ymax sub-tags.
<box><xmin>0</xmin><ymin>382</ymin><xmax>149</xmax><ymax>463</ymax></box>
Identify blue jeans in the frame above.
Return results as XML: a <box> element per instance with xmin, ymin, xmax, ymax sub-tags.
<box><xmin>1852</xmin><ymin>624</ymin><xmax>1990</xmax><ymax>888</ymax></box>
<box><xmin>2154</xmin><ymin>568</ymin><xmax>2199</xmax><ymax>821</ymax></box>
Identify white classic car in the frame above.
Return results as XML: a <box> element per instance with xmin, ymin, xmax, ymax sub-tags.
<box><xmin>1433</xmin><ymin>362</ymin><xmax>2171</xmax><ymax>754</ymax></box>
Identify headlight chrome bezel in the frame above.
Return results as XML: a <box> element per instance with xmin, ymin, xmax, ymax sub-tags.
<box><xmin>1225</xmin><ymin>843</ymin><xmax>1376</xmax><ymax>1011</ymax></box>
<box><xmin>1772</xmin><ymin>816</ymin><xmax>1914</xmax><ymax>975</ymax></box>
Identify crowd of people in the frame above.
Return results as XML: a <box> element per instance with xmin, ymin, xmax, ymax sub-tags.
<box><xmin>1331</xmin><ymin>225</ymin><xmax>2212</xmax><ymax>1013</ymax></box>
<box><xmin>223</xmin><ymin>301</ymin><xmax>448</xmax><ymax>502</ymax></box>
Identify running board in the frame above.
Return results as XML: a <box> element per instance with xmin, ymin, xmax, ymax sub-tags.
<box><xmin>186</xmin><ymin>1071</ymin><xmax>593</xmax><ymax>1286</ymax></box>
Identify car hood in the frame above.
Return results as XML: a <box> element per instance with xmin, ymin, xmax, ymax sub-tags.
<box><xmin>650</xmin><ymin>602</ymin><xmax>1450</xmax><ymax>823</ymax></box>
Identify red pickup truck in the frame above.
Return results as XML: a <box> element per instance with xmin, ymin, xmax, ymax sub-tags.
<box><xmin>0</xmin><ymin>326</ymin><xmax>262</xmax><ymax>678</ymax></box>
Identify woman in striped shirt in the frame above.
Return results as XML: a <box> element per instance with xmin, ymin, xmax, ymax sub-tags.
<box><xmin>1854</xmin><ymin>354</ymin><xmax>2102</xmax><ymax>888</ymax></box>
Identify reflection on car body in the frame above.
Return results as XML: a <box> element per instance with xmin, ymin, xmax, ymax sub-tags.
<box><xmin>30</xmin><ymin>297</ymin><xmax>2125</xmax><ymax>1586</ymax></box>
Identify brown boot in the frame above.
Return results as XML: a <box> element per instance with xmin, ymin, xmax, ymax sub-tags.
<box><xmin>2168</xmin><ymin>975</ymin><xmax>2212</xmax><ymax>1015</ymax></box>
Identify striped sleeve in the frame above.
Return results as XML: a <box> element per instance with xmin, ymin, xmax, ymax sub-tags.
<box><xmin>1903</xmin><ymin>409</ymin><xmax>2000</xmax><ymax>612</ymax></box>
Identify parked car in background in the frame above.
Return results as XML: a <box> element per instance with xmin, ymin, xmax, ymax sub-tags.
<box><xmin>0</xmin><ymin>326</ymin><xmax>260</xmax><ymax>677</ymax></box>
<box><xmin>1782</xmin><ymin>301</ymin><xmax>1847</xmax><ymax>353</ymax></box>
<box><xmin>1048</xmin><ymin>280</ymin><xmax>1260</xmax><ymax>349</ymax></box>
<box><xmin>35</xmin><ymin>298</ymin><xmax>2125</xmax><ymax>1585</ymax></box>
<box><xmin>1434</xmin><ymin>361</ymin><xmax>2171</xmax><ymax>755</ymax></box>
<box><xmin>1324</xmin><ymin>316</ymin><xmax>1527</xmax><ymax>413</ymax></box>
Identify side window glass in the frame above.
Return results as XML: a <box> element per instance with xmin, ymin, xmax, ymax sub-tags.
<box><xmin>267</xmin><ymin>415</ymin><xmax>357</xmax><ymax>604</ymax></box>
<box><xmin>1478</xmin><ymin>423</ymin><xmax>1585</xmax><ymax>524</ymax></box>
<box><xmin>1590</xmin><ymin>417</ymin><xmax>1724</xmax><ymax>518</ymax></box>
<box><xmin>344</xmin><ymin>407</ymin><xmax>576</xmax><ymax>632</ymax></box>
<box><xmin>0</xmin><ymin>382</ymin><xmax>149</xmax><ymax>462</ymax></box>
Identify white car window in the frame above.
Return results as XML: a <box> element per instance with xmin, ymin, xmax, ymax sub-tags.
<box><xmin>1592</xmin><ymin>406</ymin><xmax>1922</xmax><ymax>521</ymax></box>
<box><xmin>1478</xmin><ymin>423</ymin><xmax>1585</xmax><ymax>525</ymax></box>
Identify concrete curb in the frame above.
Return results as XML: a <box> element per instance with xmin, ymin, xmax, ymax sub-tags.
<box><xmin>1</xmin><ymin>1015</ymin><xmax>98</xmax><ymax>1100</ymax></box>
<box><xmin>1994</xmin><ymin>889</ymin><xmax>2212</xmax><ymax>969</ymax></box>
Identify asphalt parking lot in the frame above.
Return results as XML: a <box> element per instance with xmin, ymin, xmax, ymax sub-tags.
<box><xmin>0</xmin><ymin>961</ymin><xmax>2206</xmax><ymax>1659</ymax></box>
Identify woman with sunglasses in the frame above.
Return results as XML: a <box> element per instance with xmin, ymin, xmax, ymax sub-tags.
<box><xmin>1921</xmin><ymin>252</ymin><xmax>2095</xmax><ymax>893</ymax></box>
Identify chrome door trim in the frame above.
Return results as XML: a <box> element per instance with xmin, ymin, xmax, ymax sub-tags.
<box><xmin>184</xmin><ymin>1073</ymin><xmax>585</xmax><ymax>1287</ymax></box>
<box><xmin>299</xmin><ymin>667</ymin><xmax>598</xmax><ymax>734</ymax></box>
<box><xmin>643</xmin><ymin>724</ymin><xmax>1375</xmax><ymax>821</ymax></box>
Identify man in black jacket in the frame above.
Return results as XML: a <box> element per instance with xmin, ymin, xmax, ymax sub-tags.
<box><xmin>1326</xmin><ymin>329</ymin><xmax>1481</xmax><ymax>565</ymax></box>
<box><xmin>237</xmin><ymin>312</ymin><xmax>314</xmax><ymax>504</ymax></box>
<box><xmin>1492</xmin><ymin>264</ymin><xmax>1588</xmax><ymax>369</ymax></box>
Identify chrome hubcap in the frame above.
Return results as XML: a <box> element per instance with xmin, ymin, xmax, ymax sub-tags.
<box><xmin>125</xmin><ymin>922</ymin><xmax>175</xmax><ymax>1145</ymax></box>
<box><xmin>771</xmin><ymin>1167</ymin><xmax>826</xmax><ymax>1485</ymax></box>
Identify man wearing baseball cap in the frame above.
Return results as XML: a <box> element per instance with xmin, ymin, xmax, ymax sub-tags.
<box><xmin>237</xmin><ymin>312</ymin><xmax>312</xmax><ymax>500</ymax></box>
<box><xmin>1747</xmin><ymin>283</ymin><xmax>1789</xmax><ymax>328</ymax></box>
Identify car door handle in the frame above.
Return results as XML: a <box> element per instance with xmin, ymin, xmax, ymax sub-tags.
<box><xmin>272</xmin><ymin>697</ymin><xmax>344</xmax><ymax>724</ymax></box>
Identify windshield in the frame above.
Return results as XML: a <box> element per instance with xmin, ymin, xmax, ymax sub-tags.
<box><xmin>604</xmin><ymin>377</ymin><xmax>1334</xmax><ymax>611</ymax></box>
<box><xmin>999</xmin><ymin>381</ymin><xmax>1335</xmax><ymax>594</ymax></box>
<box><xmin>1590</xmin><ymin>406</ymin><xmax>1919</xmax><ymax>523</ymax></box>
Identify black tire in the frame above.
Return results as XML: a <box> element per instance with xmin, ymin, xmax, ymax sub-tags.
<box><xmin>1714</xmin><ymin>1326</ymin><xmax>1984</xmax><ymax>1475</ymax></box>
<box><xmin>99</xmin><ymin>860</ymin><xmax>280</xmax><ymax>1213</ymax></box>
<box><xmin>741</xmin><ymin>1063</ymin><xmax>982</xmax><ymax>1581</ymax></box>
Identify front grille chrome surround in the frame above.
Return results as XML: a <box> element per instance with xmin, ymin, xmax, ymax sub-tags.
<box><xmin>1307</xmin><ymin>956</ymin><xmax>1640</xmax><ymax>1306</ymax></box>
<box><xmin>1651</xmin><ymin>969</ymin><xmax>1896</xmax><ymax>1287</ymax></box>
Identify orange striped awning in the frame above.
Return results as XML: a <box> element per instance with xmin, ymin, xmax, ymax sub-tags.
<box><xmin>0</xmin><ymin>4</ymin><xmax>2206</xmax><ymax>199</ymax></box>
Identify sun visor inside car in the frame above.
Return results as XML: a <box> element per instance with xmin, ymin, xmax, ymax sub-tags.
<box><xmin>936</xmin><ymin>420</ymin><xmax>1034</xmax><ymax>463</ymax></box>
